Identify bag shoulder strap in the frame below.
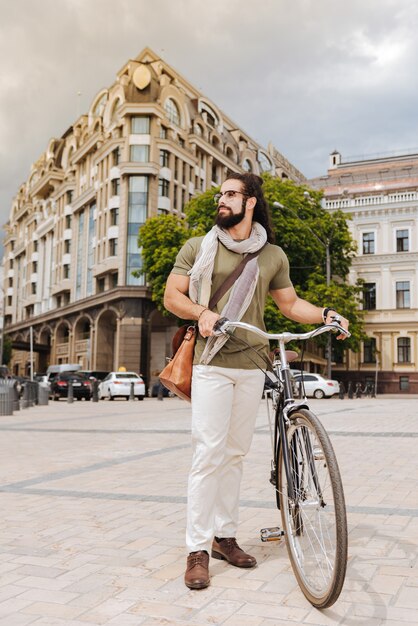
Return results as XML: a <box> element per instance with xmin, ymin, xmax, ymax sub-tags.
<box><xmin>208</xmin><ymin>246</ymin><xmax>265</xmax><ymax>310</ymax></box>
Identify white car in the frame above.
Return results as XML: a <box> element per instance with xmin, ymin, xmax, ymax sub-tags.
<box><xmin>98</xmin><ymin>372</ymin><xmax>145</xmax><ymax>400</ymax></box>
<box><xmin>293</xmin><ymin>373</ymin><xmax>340</xmax><ymax>399</ymax></box>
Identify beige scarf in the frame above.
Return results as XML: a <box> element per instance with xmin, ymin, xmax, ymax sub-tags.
<box><xmin>188</xmin><ymin>223</ymin><xmax>267</xmax><ymax>364</ymax></box>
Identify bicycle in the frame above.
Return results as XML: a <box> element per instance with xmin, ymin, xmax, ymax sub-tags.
<box><xmin>213</xmin><ymin>318</ymin><xmax>349</xmax><ymax>609</ymax></box>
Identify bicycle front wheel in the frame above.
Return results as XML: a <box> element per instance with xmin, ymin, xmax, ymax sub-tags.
<box><xmin>278</xmin><ymin>409</ymin><xmax>347</xmax><ymax>608</ymax></box>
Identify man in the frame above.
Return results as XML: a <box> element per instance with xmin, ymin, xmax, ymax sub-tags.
<box><xmin>164</xmin><ymin>173</ymin><xmax>349</xmax><ymax>590</ymax></box>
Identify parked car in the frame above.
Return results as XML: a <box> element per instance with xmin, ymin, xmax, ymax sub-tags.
<box><xmin>98</xmin><ymin>372</ymin><xmax>145</xmax><ymax>400</ymax></box>
<box><xmin>78</xmin><ymin>370</ymin><xmax>109</xmax><ymax>382</ymax></box>
<box><xmin>50</xmin><ymin>372</ymin><xmax>93</xmax><ymax>401</ymax></box>
<box><xmin>293</xmin><ymin>373</ymin><xmax>340</xmax><ymax>399</ymax></box>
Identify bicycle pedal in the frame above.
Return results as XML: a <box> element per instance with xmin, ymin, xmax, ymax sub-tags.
<box><xmin>260</xmin><ymin>527</ymin><xmax>284</xmax><ymax>542</ymax></box>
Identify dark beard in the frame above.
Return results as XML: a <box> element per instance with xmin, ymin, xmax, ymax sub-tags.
<box><xmin>215</xmin><ymin>201</ymin><xmax>246</xmax><ymax>228</ymax></box>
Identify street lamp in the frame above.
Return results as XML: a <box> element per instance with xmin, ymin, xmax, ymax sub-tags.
<box><xmin>273</xmin><ymin>199</ymin><xmax>333</xmax><ymax>379</ymax></box>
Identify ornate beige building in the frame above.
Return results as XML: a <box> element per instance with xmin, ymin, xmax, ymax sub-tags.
<box><xmin>3</xmin><ymin>47</ymin><xmax>305</xmax><ymax>386</ymax></box>
<box><xmin>311</xmin><ymin>150</ymin><xmax>418</xmax><ymax>393</ymax></box>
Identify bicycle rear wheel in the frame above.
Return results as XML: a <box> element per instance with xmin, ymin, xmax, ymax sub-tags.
<box><xmin>277</xmin><ymin>409</ymin><xmax>347</xmax><ymax>608</ymax></box>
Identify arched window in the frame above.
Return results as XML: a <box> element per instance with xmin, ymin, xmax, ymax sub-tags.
<box><xmin>242</xmin><ymin>159</ymin><xmax>253</xmax><ymax>172</ymax></box>
<box><xmin>164</xmin><ymin>98</ymin><xmax>181</xmax><ymax>126</ymax></box>
<box><xmin>258</xmin><ymin>152</ymin><xmax>272</xmax><ymax>173</ymax></box>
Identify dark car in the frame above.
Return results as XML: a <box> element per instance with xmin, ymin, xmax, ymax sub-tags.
<box><xmin>50</xmin><ymin>372</ymin><xmax>93</xmax><ymax>401</ymax></box>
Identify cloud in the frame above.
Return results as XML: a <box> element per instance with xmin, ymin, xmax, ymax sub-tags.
<box><xmin>1</xmin><ymin>0</ymin><xmax>418</xmax><ymax>235</ymax></box>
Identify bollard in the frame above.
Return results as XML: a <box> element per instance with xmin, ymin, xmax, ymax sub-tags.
<box><xmin>92</xmin><ymin>380</ymin><xmax>99</xmax><ymax>402</ymax></box>
<box><xmin>21</xmin><ymin>382</ymin><xmax>30</xmax><ymax>409</ymax></box>
<box><xmin>67</xmin><ymin>380</ymin><xmax>74</xmax><ymax>403</ymax></box>
<box><xmin>129</xmin><ymin>381</ymin><xmax>135</xmax><ymax>401</ymax></box>
<box><xmin>347</xmin><ymin>381</ymin><xmax>353</xmax><ymax>399</ymax></box>
<box><xmin>371</xmin><ymin>382</ymin><xmax>376</xmax><ymax>398</ymax></box>
<box><xmin>355</xmin><ymin>382</ymin><xmax>362</xmax><ymax>398</ymax></box>
<box><xmin>37</xmin><ymin>384</ymin><xmax>49</xmax><ymax>406</ymax></box>
<box><xmin>338</xmin><ymin>381</ymin><xmax>345</xmax><ymax>400</ymax></box>
<box><xmin>0</xmin><ymin>385</ymin><xmax>13</xmax><ymax>416</ymax></box>
<box><xmin>157</xmin><ymin>381</ymin><xmax>164</xmax><ymax>401</ymax></box>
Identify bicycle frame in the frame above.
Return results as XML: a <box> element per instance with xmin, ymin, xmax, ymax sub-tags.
<box><xmin>214</xmin><ymin>319</ymin><xmax>349</xmax><ymax>507</ymax></box>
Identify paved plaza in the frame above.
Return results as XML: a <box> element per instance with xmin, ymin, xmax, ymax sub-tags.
<box><xmin>0</xmin><ymin>394</ymin><xmax>417</xmax><ymax>625</ymax></box>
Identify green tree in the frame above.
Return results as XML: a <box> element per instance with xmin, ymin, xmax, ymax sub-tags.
<box><xmin>138</xmin><ymin>176</ymin><xmax>365</xmax><ymax>352</ymax></box>
<box><xmin>1</xmin><ymin>335</ymin><xmax>12</xmax><ymax>365</ymax></box>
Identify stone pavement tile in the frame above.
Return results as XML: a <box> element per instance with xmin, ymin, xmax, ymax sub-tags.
<box><xmin>366</xmin><ymin>573</ymin><xmax>405</xmax><ymax>595</ymax></box>
<box><xmin>67</xmin><ymin>586</ymin><xmax>116</xmax><ymax>609</ymax></box>
<box><xmin>302</xmin><ymin>602</ymin><xmax>351</xmax><ymax>625</ymax></box>
<box><xmin>0</xmin><ymin>584</ymin><xmax>28</xmax><ymax>602</ymax></box>
<box><xmin>210</xmin><ymin>574</ymin><xmax>264</xmax><ymax>591</ymax></box>
<box><xmin>62</xmin><ymin>573</ymin><xmax>115</xmax><ymax>594</ymax></box>
<box><xmin>105</xmin><ymin>615</ymin><xmax>146</xmax><ymax>625</ymax></box>
<box><xmin>192</xmin><ymin>599</ymin><xmax>245</xmax><ymax>624</ymax></box>
<box><xmin>222</xmin><ymin>615</ymin><xmax>264</xmax><ymax>626</ymax></box>
<box><xmin>394</xmin><ymin>585</ymin><xmax>418</xmax><ymax>609</ymax></box>
<box><xmin>17</xmin><ymin>575</ymin><xmax>77</xmax><ymax>591</ymax></box>
<box><xmin>237</xmin><ymin>600</ymin><xmax>310</xmax><ymax>622</ymax></box>
<box><xmin>219</xmin><ymin>587</ymin><xmax>286</xmax><ymax>606</ymax></box>
<box><xmin>0</xmin><ymin>614</ymin><xmax>38</xmax><ymax>626</ymax></box>
<box><xmin>128</xmin><ymin>599</ymin><xmax>195</xmax><ymax>621</ymax></box>
<box><xmin>18</xmin><ymin>589</ymin><xmax>80</xmax><ymax>604</ymax></box>
<box><xmin>14</xmin><ymin>565</ymin><xmax>67</xmax><ymax>579</ymax></box>
<box><xmin>21</xmin><ymin>602</ymin><xmax>85</xmax><ymax>620</ymax></box>
<box><xmin>0</xmin><ymin>596</ymin><xmax>36</xmax><ymax>616</ymax></box>
<box><xmin>76</xmin><ymin>598</ymin><xmax>137</xmax><ymax>625</ymax></box>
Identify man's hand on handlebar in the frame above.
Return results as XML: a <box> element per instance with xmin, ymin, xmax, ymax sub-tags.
<box><xmin>198</xmin><ymin>309</ymin><xmax>220</xmax><ymax>338</ymax></box>
<box><xmin>325</xmin><ymin>312</ymin><xmax>350</xmax><ymax>340</ymax></box>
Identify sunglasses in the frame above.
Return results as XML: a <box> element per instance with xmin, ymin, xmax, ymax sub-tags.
<box><xmin>213</xmin><ymin>190</ymin><xmax>247</xmax><ymax>204</ymax></box>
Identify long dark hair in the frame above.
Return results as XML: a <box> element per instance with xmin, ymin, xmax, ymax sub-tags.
<box><xmin>225</xmin><ymin>172</ymin><xmax>275</xmax><ymax>243</ymax></box>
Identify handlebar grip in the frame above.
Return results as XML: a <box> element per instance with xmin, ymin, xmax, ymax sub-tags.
<box><xmin>212</xmin><ymin>317</ymin><xmax>230</xmax><ymax>335</ymax></box>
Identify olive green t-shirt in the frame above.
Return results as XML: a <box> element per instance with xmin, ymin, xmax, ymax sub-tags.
<box><xmin>171</xmin><ymin>237</ymin><xmax>293</xmax><ymax>369</ymax></box>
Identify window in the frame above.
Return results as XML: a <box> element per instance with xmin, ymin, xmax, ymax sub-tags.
<box><xmin>33</xmin><ymin>240</ymin><xmax>38</xmax><ymax>252</ymax></box>
<box><xmin>363</xmin><ymin>283</ymin><xmax>376</xmax><ymax>310</ymax></box>
<box><xmin>127</xmin><ymin>175</ymin><xmax>148</xmax><ymax>286</ymax></box>
<box><xmin>363</xmin><ymin>338</ymin><xmax>376</xmax><ymax>363</ymax></box>
<box><xmin>63</xmin><ymin>264</ymin><xmax>70</xmax><ymax>279</ymax></box>
<box><xmin>396</xmin><ymin>281</ymin><xmax>410</xmax><ymax>308</ymax></box>
<box><xmin>159</xmin><ymin>178</ymin><xmax>170</xmax><ymax>197</ymax></box>
<box><xmin>112</xmin><ymin>147</ymin><xmax>121</xmax><ymax>166</ymax></box>
<box><xmin>399</xmin><ymin>376</ymin><xmax>410</xmax><ymax>391</ymax></box>
<box><xmin>131</xmin><ymin>116</ymin><xmax>150</xmax><ymax>134</ymax></box>
<box><xmin>97</xmin><ymin>277</ymin><xmax>105</xmax><ymax>292</ymax></box>
<box><xmin>396</xmin><ymin>229</ymin><xmax>409</xmax><ymax>252</ymax></box>
<box><xmin>111</xmin><ymin>272</ymin><xmax>118</xmax><ymax>288</ymax></box>
<box><xmin>362</xmin><ymin>232</ymin><xmax>375</xmax><ymax>254</ymax></box>
<box><xmin>7</xmin><ymin>295</ymin><xmax>12</xmax><ymax>306</ymax></box>
<box><xmin>258</xmin><ymin>152</ymin><xmax>272</xmax><ymax>173</ymax></box>
<box><xmin>111</xmin><ymin>178</ymin><xmax>120</xmax><ymax>196</ymax></box>
<box><xmin>397</xmin><ymin>337</ymin><xmax>411</xmax><ymax>363</ymax></box>
<box><xmin>64</xmin><ymin>240</ymin><xmax>71</xmax><ymax>254</ymax></box>
<box><xmin>159</xmin><ymin>150</ymin><xmax>169</xmax><ymax>167</ymax></box>
<box><xmin>110</xmin><ymin>208</ymin><xmax>119</xmax><ymax>226</ymax></box>
<box><xmin>164</xmin><ymin>99</ymin><xmax>180</xmax><ymax>126</ymax></box>
<box><xmin>32</xmin><ymin>261</ymin><xmax>38</xmax><ymax>273</ymax></box>
<box><xmin>109</xmin><ymin>238</ymin><xmax>118</xmax><ymax>256</ymax></box>
<box><xmin>65</xmin><ymin>215</ymin><xmax>72</xmax><ymax>229</ymax></box>
<box><xmin>130</xmin><ymin>145</ymin><xmax>149</xmax><ymax>162</ymax></box>
<box><xmin>242</xmin><ymin>159</ymin><xmax>253</xmax><ymax>172</ymax></box>
<box><xmin>8</xmin><ymin>277</ymin><xmax>12</xmax><ymax>288</ymax></box>
<box><xmin>66</xmin><ymin>190</ymin><xmax>73</xmax><ymax>204</ymax></box>
<box><xmin>160</xmin><ymin>126</ymin><xmax>167</xmax><ymax>139</ymax></box>
<box><xmin>31</xmin><ymin>283</ymin><xmax>36</xmax><ymax>295</ymax></box>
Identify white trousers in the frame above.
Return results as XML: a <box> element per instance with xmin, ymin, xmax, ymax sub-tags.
<box><xmin>186</xmin><ymin>365</ymin><xmax>265</xmax><ymax>554</ymax></box>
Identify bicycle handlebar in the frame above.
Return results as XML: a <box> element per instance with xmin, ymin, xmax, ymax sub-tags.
<box><xmin>213</xmin><ymin>318</ymin><xmax>351</xmax><ymax>342</ymax></box>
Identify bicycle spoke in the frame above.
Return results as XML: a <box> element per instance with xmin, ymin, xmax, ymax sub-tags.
<box><xmin>278</xmin><ymin>409</ymin><xmax>347</xmax><ymax>608</ymax></box>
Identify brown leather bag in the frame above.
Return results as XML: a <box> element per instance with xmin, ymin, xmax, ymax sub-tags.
<box><xmin>159</xmin><ymin>247</ymin><xmax>265</xmax><ymax>402</ymax></box>
<box><xmin>159</xmin><ymin>325</ymin><xmax>197</xmax><ymax>402</ymax></box>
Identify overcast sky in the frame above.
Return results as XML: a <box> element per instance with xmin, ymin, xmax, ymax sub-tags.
<box><xmin>2</xmin><ymin>0</ymin><xmax>418</xmax><ymax>234</ymax></box>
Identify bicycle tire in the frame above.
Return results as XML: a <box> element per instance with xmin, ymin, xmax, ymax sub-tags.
<box><xmin>277</xmin><ymin>408</ymin><xmax>347</xmax><ymax>608</ymax></box>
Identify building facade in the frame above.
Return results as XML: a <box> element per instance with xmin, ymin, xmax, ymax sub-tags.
<box><xmin>3</xmin><ymin>47</ymin><xmax>305</xmax><ymax>387</ymax></box>
<box><xmin>311</xmin><ymin>150</ymin><xmax>418</xmax><ymax>393</ymax></box>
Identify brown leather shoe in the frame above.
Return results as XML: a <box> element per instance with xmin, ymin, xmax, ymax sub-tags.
<box><xmin>211</xmin><ymin>537</ymin><xmax>257</xmax><ymax>568</ymax></box>
<box><xmin>184</xmin><ymin>550</ymin><xmax>210</xmax><ymax>589</ymax></box>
